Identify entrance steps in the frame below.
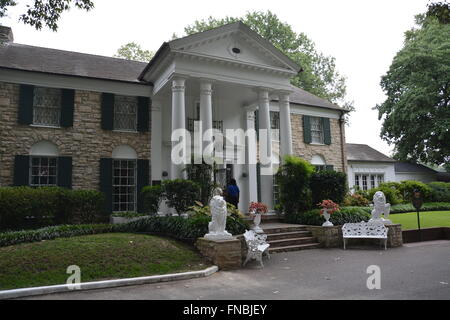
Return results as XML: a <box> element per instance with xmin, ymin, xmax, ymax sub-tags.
<box><xmin>260</xmin><ymin>224</ymin><xmax>320</xmax><ymax>253</ymax></box>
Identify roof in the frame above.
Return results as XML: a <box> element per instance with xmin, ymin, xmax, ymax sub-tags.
<box><xmin>139</xmin><ymin>21</ymin><xmax>302</xmax><ymax>80</ymax></box>
<box><xmin>394</xmin><ymin>162</ymin><xmax>438</xmax><ymax>174</ymax></box>
<box><xmin>346</xmin><ymin>143</ymin><xmax>395</xmax><ymax>162</ymax></box>
<box><xmin>273</xmin><ymin>86</ymin><xmax>346</xmax><ymax>111</ymax></box>
<box><xmin>0</xmin><ymin>43</ymin><xmax>149</xmax><ymax>84</ymax></box>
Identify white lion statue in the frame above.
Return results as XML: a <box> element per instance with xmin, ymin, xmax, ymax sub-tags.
<box><xmin>204</xmin><ymin>188</ymin><xmax>233</xmax><ymax>240</ymax></box>
<box><xmin>370</xmin><ymin>191</ymin><xmax>392</xmax><ymax>225</ymax></box>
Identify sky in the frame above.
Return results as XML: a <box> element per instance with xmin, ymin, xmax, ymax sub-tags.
<box><xmin>1</xmin><ymin>0</ymin><xmax>430</xmax><ymax>157</ymax></box>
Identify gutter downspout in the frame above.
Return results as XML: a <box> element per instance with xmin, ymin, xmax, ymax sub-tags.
<box><xmin>339</xmin><ymin>111</ymin><xmax>347</xmax><ymax>173</ymax></box>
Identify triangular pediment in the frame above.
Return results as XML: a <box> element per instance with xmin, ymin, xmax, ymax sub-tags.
<box><xmin>168</xmin><ymin>22</ymin><xmax>301</xmax><ymax>74</ymax></box>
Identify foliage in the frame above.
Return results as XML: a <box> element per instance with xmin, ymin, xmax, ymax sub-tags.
<box><xmin>114</xmin><ymin>42</ymin><xmax>154</xmax><ymax>62</ymax></box>
<box><xmin>285</xmin><ymin>207</ymin><xmax>370</xmax><ymax>226</ymax></box>
<box><xmin>317</xmin><ymin>200</ymin><xmax>340</xmax><ymax>214</ymax></box>
<box><xmin>248</xmin><ymin>202</ymin><xmax>268</xmax><ymax>214</ymax></box>
<box><xmin>141</xmin><ymin>185</ymin><xmax>164</xmax><ymax>215</ymax></box>
<box><xmin>162</xmin><ymin>180</ymin><xmax>201</xmax><ymax>214</ymax></box>
<box><xmin>343</xmin><ymin>193</ymin><xmax>370</xmax><ymax>207</ymax></box>
<box><xmin>397</xmin><ymin>180</ymin><xmax>433</xmax><ymax>202</ymax></box>
<box><xmin>428</xmin><ymin>182</ymin><xmax>450</xmax><ymax>202</ymax></box>
<box><xmin>375</xmin><ymin>12</ymin><xmax>450</xmax><ymax>166</ymax></box>
<box><xmin>426</xmin><ymin>1</ymin><xmax>450</xmax><ymax>24</ymax></box>
<box><xmin>0</xmin><ymin>0</ymin><xmax>94</xmax><ymax>31</ymax></box>
<box><xmin>390</xmin><ymin>202</ymin><xmax>450</xmax><ymax>214</ymax></box>
<box><xmin>310</xmin><ymin>170</ymin><xmax>347</xmax><ymax>205</ymax></box>
<box><xmin>276</xmin><ymin>155</ymin><xmax>315</xmax><ymax>214</ymax></box>
<box><xmin>0</xmin><ymin>187</ymin><xmax>105</xmax><ymax>231</ymax></box>
<box><xmin>183</xmin><ymin>11</ymin><xmax>352</xmax><ymax>109</ymax></box>
<box><xmin>0</xmin><ymin>223</ymin><xmax>114</xmax><ymax>247</ymax></box>
<box><xmin>185</xmin><ymin>162</ymin><xmax>216</xmax><ymax>205</ymax></box>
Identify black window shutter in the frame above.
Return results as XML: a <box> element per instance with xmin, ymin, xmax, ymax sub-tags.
<box><xmin>323</xmin><ymin>118</ymin><xmax>331</xmax><ymax>145</ymax></box>
<box><xmin>13</xmin><ymin>155</ymin><xmax>30</xmax><ymax>186</ymax></box>
<box><xmin>57</xmin><ymin>156</ymin><xmax>72</xmax><ymax>189</ymax></box>
<box><xmin>137</xmin><ymin>97</ymin><xmax>150</xmax><ymax>132</ymax></box>
<box><xmin>101</xmin><ymin>93</ymin><xmax>115</xmax><ymax>130</ymax></box>
<box><xmin>303</xmin><ymin>115</ymin><xmax>312</xmax><ymax>144</ymax></box>
<box><xmin>100</xmin><ymin>158</ymin><xmax>113</xmax><ymax>214</ymax></box>
<box><xmin>325</xmin><ymin>165</ymin><xmax>334</xmax><ymax>171</ymax></box>
<box><xmin>137</xmin><ymin>159</ymin><xmax>150</xmax><ymax>213</ymax></box>
<box><xmin>18</xmin><ymin>84</ymin><xmax>34</xmax><ymax>125</ymax></box>
<box><xmin>60</xmin><ymin>89</ymin><xmax>75</xmax><ymax>128</ymax></box>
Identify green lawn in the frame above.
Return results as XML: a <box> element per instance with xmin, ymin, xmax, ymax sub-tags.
<box><xmin>0</xmin><ymin>233</ymin><xmax>210</xmax><ymax>290</ymax></box>
<box><xmin>390</xmin><ymin>211</ymin><xmax>450</xmax><ymax>230</ymax></box>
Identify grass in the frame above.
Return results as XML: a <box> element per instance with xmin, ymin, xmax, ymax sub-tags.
<box><xmin>390</xmin><ymin>211</ymin><xmax>450</xmax><ymax>230</ymax></box>
<box><xmin>0</xmin><ymin>233</ymin><xmax>210</xmax><ymax>290</ymax></box>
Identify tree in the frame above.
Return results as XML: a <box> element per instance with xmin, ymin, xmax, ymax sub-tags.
<box><xmin>375</xmin><ymin>2</ymin><xmax>450</xmax><ymax>167</ymax></box>
<box><xmin>183</xmin><ymin>11</ymin><xmax>353</xmax><ymax>110</ymax></box>
<box><xmin>114</xmin><ymin>42</ymin><xmax>154</xmax><ymax>62</ymax></box>
<box><xmin>0</xmin><ymin>0</ymin><xmax>94</xmax><ymax>31</ymax></box>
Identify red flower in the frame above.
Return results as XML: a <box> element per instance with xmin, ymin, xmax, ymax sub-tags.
<box><xmin>317</xmin><ymin>200</ymin><xmax>340</xmax><ymax>214</ymax></box>
<box><xmin>248</xmin><ymin>202</ymin><xmax>268</xmax><ymax>214</ymax></box>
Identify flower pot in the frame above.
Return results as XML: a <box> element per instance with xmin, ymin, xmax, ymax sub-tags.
<box><xmin>321</xmin><ymin>209</ymin><xmax>333</xmax><ymax>227</ymax></box>
<box><xmin>252</xmin><ymin>212</ymin><xmax>264</xmax><ymax>233</ymax></box>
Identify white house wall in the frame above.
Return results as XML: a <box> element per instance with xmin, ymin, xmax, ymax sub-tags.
<box><xmin>347</xmin><ymin>161</ymin><xmax>396</xmax><ymax>191</ymax></box>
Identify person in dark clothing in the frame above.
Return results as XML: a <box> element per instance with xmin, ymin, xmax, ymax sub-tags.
<box><xmin>225</xmin><ymin>178</ymin><xmax>240</xmax><ymax>208</ymax></box>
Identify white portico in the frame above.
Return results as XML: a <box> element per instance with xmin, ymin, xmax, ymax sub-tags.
<box><xmin>139</xmin><ymin>22</ymin><xmax>302</xmax><ymax>213</ymax></box>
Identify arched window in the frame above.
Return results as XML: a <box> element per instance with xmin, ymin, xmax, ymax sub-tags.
<box><xmin>311</xmin><ymin>155</ymin><xmax>329</xmax><ymax>171</ymax></box>
<box><xmin>29</xmin><ymin>141</ymin><xmax>59</xmax><ymax>186</ymax></box>
<box><xmin>112</xmin><ymin>145</ymin><xmax>137</xmax><ymax>212</ymax></box>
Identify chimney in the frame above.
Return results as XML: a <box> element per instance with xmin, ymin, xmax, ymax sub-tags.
<box><xmin>0</xmin><ymin>26</ymin><xmax>14</xmax><ymax>44</ymax></box>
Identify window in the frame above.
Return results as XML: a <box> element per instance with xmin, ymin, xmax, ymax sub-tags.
<box><xmin>30</xmin><ymin>157</ymin><xmax>57</xmax><ymax>186</ymax></box>
<box><xmin>270</xmin><ymin>111</ymin><xmax>280</xmax><ymax>141</ymax></box>
<box><xmin>33</xmin><ymin>87</ymin><xmax>61</xmax><ymax>126</ymax></box>
<box><xmin>310</xmin><ymin>117</ymin><xmax>324</xmax><ymax>144</ymax></box>
<box><xmin>354</xmin><ymin>174</ymin><xmax>385</xmax><ymax>191</ymax></box>
<box><xmin>112</xmin><ymin>159</ymin><xmax>136</xmax><ymax>212</ymax></box>
<box><xmin>114</xmin><ymin>95</ymin><xmax>137</xmax><ymax>131</ymax></box>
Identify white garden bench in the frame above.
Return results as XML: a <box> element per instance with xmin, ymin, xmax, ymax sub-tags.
<box><xmin>243</xmin><ymin>230</ymin><xmax>270</xmax><ymax>267</ymax></box>
<box><xmin>342</xmin><ymin>221</ymin><xmax>388</xmax><ymax>250</ymax></box>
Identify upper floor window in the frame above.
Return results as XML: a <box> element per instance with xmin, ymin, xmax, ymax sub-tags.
<box><xmin>33</xmin><ymin>87</ymin><xmax>62</xmax><ymax>127</ymax></box>
<box><xmin>114</xmin><ymin>95</ymin><xmax>137</xmax><ymax>131</ymax></box>
<box><xmin>310</xmin><ymin>116</ymin><xmax>324</xmax><ymax>144</ymax></box>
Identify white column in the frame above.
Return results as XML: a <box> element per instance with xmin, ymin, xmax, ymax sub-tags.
<box><xmin>200</xmin><ymin>80</ymin><xmax>213</xmax><ymax>161</ymax></box>
<box><xmin>244</xmin><ymin>106</ymin><xmax>258</xmax><ymax>205</ymax></box>
<box><xmin>171</xmin><ymin>76</ymin><xmax>187</xmax><ymax>179</ymax></box>
<box><xmin>278</xmin><ymin>91</ymin><xmax>293</xmax><ymax>158</ymax></box>
<box><xmin>257</xmin><ymin>88</ymin><xmax>273</xmax><ymax>210</ymax></box>
<box><xmin>151</xmin><ymin>99</ymin><xmax>162</xmax><ymax>182</ymax></box>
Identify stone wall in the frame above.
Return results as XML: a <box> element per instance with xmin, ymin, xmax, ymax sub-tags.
<box><xmin>306</xmin><ymin>224</ymin><xmax>403</xmax><ymax>248</ymax></box>
<box><xmin>0</xmin><ymin>82</ymin><xmax>151</xmax><ymax>189</ymax></box>
<box><xmin>196</xmin><ymin>237</ymin><xmax>242</xmax><ymax>270</ymax></box>
<box><xmin>291</xmin><ymin>114</ymin><xmax>347</xmax><ymax>172</ymax></box>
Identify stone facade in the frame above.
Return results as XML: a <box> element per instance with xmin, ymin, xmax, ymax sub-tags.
<box><xmin>291</xmin><ymin>114</ymin><xmax>347</xmax><ymax>172</ymax></box>
<box><xmin>0</xmin><ymin>81</ymin><xmax>151</xmax><ymax>190</ymax></box>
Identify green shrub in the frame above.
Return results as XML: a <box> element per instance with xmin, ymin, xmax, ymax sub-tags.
<box><xmin>276</xmin><ymin>155</ymin><xmax>315</xmax><ymax>214</ymax></box>
<box><xmin>398</xmin><ymin>180</ymin><xmax>433</xmax><ymax>202</ymax></box>
<box><xmin>428</xmin><ymin>182</ymin><xmax>450</xmax><ymax>202</ymax></box>
<box><xmin>366</xmin><ymin>186</ymin><xmax>402</xmax><ymax>205</ymax></box>
<box><xmin>163</xmin><ymin>179</ymin><xmax>201</xmax><ymax>214</ymax></box>
<box><xmin>141</xmin><ymin>185</ymin><xmax>164</xmax><ymax>215</ymax></box>
<box><xmin>0</xmin><ymin>187</ymin><xmax>105</xmax><ymax>231</ymax></box>
<box><xmin>310</xmin><ymin>170</ymin><xmax>347</xmax><ymax>205</ymax></box>
<box><xmin>111</xmin><ymin>212</ymin><xmax>148</xmax><ymax>218</ymax></box>
<box><xmin>343</xmin><ymin>193</ymin><xmax>370</xmax><ymax>207</ymax></box>
<box><xmin>389</xmin><ymin>202</ymin><xmax>450</xmax><ymax>213</ymax></box>
<box><xmin>185</xmin><ymin>162</ymin><xmax>216</xmax><ymax>205</ymax></box>
<box><xmin>0</xmin><ymin>224</ymin><xmax>115</xmax><ymax>247</ymax></box>
<box><xmin>285</xmin><ymin>207</ymin><xmax>370</xmax><ymax>226</ymax></box>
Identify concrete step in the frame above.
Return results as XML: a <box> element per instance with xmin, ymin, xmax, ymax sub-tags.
<box><xmin>266</xmin><ymin>231</ymin><xmax>312</xmax><ymax>241</ymax></box>
<box><xmin>269</xmin><ymin>243</ymin><xmax>321</xmax><ymax>253</ymax></box>
<box><xmin>263</xmin><ymin>226</ymin><xmax>308</xmax><ymax>234</ymax></box>
<box><xmin>268</xmin><ymin>237</ymin><xmax>317</xmax><ymax>248</ymax></box>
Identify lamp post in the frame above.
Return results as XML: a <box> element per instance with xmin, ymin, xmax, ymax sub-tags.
<box><xmin>412</xmin><ymin>189</ymin><xmax>423</xmax><ymax>242</ymax></box>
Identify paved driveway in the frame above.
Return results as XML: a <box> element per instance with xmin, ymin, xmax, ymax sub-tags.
<box><xmin>25</xmin><ymin>240</ymin><xmax>450</xmax><ymax>300</ymax></box>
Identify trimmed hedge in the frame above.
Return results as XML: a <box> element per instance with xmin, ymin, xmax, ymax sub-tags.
<box><xmin>285</xmin><ymin>207</ymin><xmax>370</xmax><ymax>226</ymax></box>
<box><xmin>0</xmin><ymin>187</ymin><xmax>106</xmax><ymax>231</ymax></box>
<box><xmin>428</xmin><ymin>182</ymin><xmax>450</xmax><ymax>202</ymax></box>
<box><xmin>0</xmin><ymin>224</ymin><xmax>115</xmax><ymax>247</ymax></box>
<box><xmin>141</xmin><ymin>185</ymin><xmax>164</xmax><ymax>215</ymax></box>
<box><xmin>310</xmin><ymin>170</ymin><xmax>347</xmax><ymax>205</ymax></box>
<box><xmin>341</xmin><ymin>202</ymin><xmax>450</xmax><ymax>214</ymax></box>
